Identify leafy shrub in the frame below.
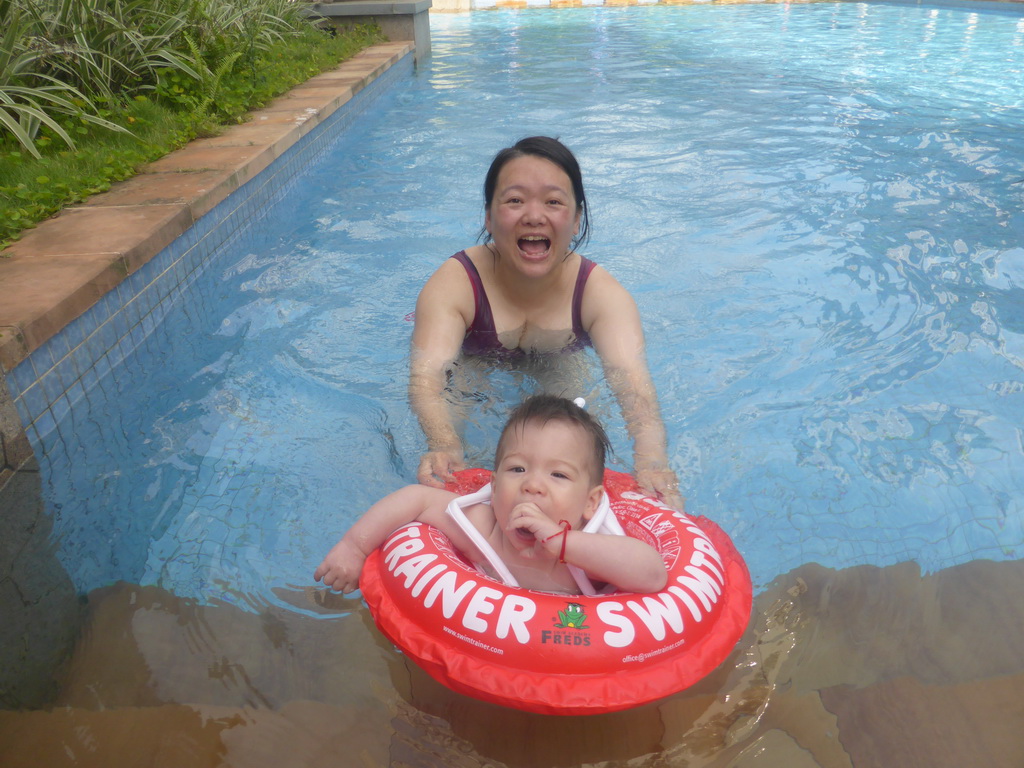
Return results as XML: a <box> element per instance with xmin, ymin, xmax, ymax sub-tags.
<box><xmin>0</xmin><ymin>12</ymin><xmax>385</xmax><ymax>246</ymax></box>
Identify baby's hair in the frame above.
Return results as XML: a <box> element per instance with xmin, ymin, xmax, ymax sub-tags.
<box><xmin>495</xmin><ymin>395</ymin><xmax>609</xmax><ymax>485</ymax></box>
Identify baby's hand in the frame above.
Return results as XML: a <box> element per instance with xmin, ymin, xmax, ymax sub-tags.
<box><xmin>507</xmin><ymin>503</ymin><xmax>563</xmax><ymax>559</ymax></box>
<box><xmin>313</xmin><ymin>538</ymin><xmax>366</xmax><ymax>593</ymax></box>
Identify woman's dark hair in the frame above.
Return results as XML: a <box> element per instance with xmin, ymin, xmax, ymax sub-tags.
<box><xmin>479</xmin><ymin>136</ymin><xmax>591</xmax><ymax>253</ymax></box>
<box><xmin>495</xmin><ymin>395</ymin><xmax>609</xmax><ymax>486</ymax></box>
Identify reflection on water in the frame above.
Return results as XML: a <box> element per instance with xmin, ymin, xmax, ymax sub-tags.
<box><xmin>2</xmin><ymin>556</ymin><xmax>1022</xmax><ymax>766</ymax></box>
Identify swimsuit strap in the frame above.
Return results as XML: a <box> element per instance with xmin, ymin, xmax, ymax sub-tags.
<box><xmin>571</xmin><ymin>257</ymin><xmax>597</xmax><ymax>347</ymax></box>
<box><xmin>444</xmin><ymin>483</ymin><xmax>624</xmax><ymax>595</ymax></box>
<box><xmin>451</xmin><ymin>251</ymin><xmax>498</xmax><ymax>353</ymax></box>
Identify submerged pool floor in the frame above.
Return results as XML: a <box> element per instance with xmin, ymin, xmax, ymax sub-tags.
<box><xmin>1</xmin><ymin>559</ymin><xmax>1023</xmax><ymax>767</ymax></box>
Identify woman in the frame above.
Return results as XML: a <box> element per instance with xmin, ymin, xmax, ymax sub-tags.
<box><xmin>409</xmin><ymin>136</ymin><xmax>683</xmax><ymax>510</ymax></box>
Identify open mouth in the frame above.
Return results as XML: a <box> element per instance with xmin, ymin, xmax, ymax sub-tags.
<box><xmin>518</xmin><ymin>236</ymin><xmax>551</xmax><ymax>257</ymax></box>
<box><xmin>514</xmin><ymin>527</ymin><xmax>536</xmax><ymax>543</ymax></box>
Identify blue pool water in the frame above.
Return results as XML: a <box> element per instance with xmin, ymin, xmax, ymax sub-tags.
<box><xmin>23</xmin><ymin>2</ymin><xmax>1024</xmax><ymax>612</ymax></box>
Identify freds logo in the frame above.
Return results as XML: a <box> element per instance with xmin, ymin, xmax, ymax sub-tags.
<box><xmin>541</xmin><ymin>602</ymin><xmax>592</xmax><ymax>647</ymax></box>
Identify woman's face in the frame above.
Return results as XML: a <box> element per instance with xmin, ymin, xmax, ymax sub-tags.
<box><xmin>485</xmin><ymin>155</ymin><xmax>581</xmax><ymax>276</ymax></box>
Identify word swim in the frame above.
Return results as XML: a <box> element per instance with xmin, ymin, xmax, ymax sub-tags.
<box><xmin>379</xmin><ymin>520</ymin><xmax>726</xmax><ymax>649</ymax></box>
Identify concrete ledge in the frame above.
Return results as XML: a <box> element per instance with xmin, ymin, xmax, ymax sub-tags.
<box><xmin>313</xmin><ymin>0</ymin><xmax>431</xmax><ymax>13</ymax></box>
<box><xmin>307</xmin><ymin>1</ymin><xmax>432</xmax><ymax>61</ymax></box>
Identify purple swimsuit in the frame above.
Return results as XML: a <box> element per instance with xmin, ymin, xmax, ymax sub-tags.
<box><xmin>451</xmin><ymin>250</ymin><xmax>596</xmax><ymax>358</ymax></box>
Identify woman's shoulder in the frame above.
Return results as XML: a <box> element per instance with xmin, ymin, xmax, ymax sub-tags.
<box><xmin>579</xmin><ymin>259</ymin><xmax>635</xmax><ymax>311</ymax></box>
<box><xmin>418</xmin><ymin>251</ymin><xmax>477</xmax><ymax>300</ymax></box>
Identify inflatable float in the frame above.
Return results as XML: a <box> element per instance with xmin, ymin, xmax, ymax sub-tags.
<box><xmin>360</xmin><ymin>468</ymin><xmax>751</xmax><ymax>716</ymax></box>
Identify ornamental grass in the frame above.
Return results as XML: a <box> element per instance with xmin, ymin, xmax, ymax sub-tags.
<box><xmin>0</xmin><ymin>0</ymin><xmax>383</xmax><ymax>246</ymax></box>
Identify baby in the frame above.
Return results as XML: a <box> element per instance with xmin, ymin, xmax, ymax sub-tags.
<box><xmin>314</xmin><ymin>395</ymin><xmax>667</xmax><ymax>595</ymax></box>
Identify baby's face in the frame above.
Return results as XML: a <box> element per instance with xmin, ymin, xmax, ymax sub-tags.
<box><xmin>491</xmin><ymin>419</ymin><xmax>602</xmax><ymax>545</ymax></box>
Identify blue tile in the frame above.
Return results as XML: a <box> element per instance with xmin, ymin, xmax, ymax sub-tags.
<box><xmin>53</xmin><ymin>353</ymin><xmax>80</xmax><ymax>391</ymax></box>
<box><xmin>95</xmin><ymin>319</ymin><xmax>120</xmax><ymax>360</ymax></box>
<box><xmin>19</xmin><ymin>381</ymin><xmax>47</xmax><ymax>424</ymax></box>
<box><xmin>109</xmin><ymin>308</ymin><xmax>130</xmax><ymax>343</ymax></box>
<box><xmin>9</xmin><ymin>358</ymin><xmax>36</xmax><ymax>397</ymax></box>
<box><xmin>134</xmin><ymin>285</ymin><xmax>155</xmax><ymax>320</ymax></box>
<box><xmin>82</xmin><ymin>325</ymin><xmax>107</xmax><ymax>364</ymax></box>
<box><xmin>48</xmin><ymin>328</ymin><xmax>72</xmax><ymax>362</ymax></box>
<box><xmin>97</xmin><ymin>289</ymin><xmax>119</xmax><ymax>325</ymax></box>
<box><xmin>123</xmin><ymin>264</ymin><xmax>145</xmax><ymax>298</ymax></box>
<box><xmin>79</xmin><ymin>361</ymin><xmax>99</xmax><ymax>398</ymax></box>
<box><xmin>39</xmin><ymin>367</ymin><xmax>66</xmax><ymax>405</ymax></box>
<box><xmin>106</xmin><ymin>336</ymin><xmax>126</xmax><ymax>370</ymax></box>
<box><xmin>66</xmin><ymin>380</ymin><xmax>86</xmax><ymax>410</ymax></box>
<box><xmin>32</xmin><ymin>341</ymin><xmax>58</xmax><ymax>379</ymax></box>
<box><xmin>93</xmin><ymin>353</ymin><xmax>113</xmax><ymax>389</ymax></box>
<box><xmin>33</xmin><ymin>405</ymin><xmax>56</xmax><ymax>441</ymax></box>
<box><xmin>117</xmin><ymin>334</ymin><xmax>136</xmax><ymax>363</ymax></box>
<box><xmin>63</xmin><ymin>315</ymin><xmax>89</xmax><ymax>353</ymax></box>
<box><xmin>68</xmin><ymin>338</ymin><xmax>93</xmax><ymax>380</ymax></box>
<box><xmin>141</xmin><ymin>308</ymin><xmax>158</xmax><ymax>339</ymax></box>
<box><xmin>36</xmin><ymin>419</ymin><xmax>65</xmax><ymax>460</ymax></box>
<box><xmin>119</xmin><ymin>292</ymin><xmax>143</xmax><ymax>330</ymax></box>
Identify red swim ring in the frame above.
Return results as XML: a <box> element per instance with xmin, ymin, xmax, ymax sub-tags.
<box><xmin>360</xmin><ymin>469</ymin><xmax>752</xmax><ymax>716</ymax></box>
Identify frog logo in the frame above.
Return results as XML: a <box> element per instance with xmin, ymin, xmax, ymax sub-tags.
<box><xmin>554</xmin><ymin>602</ymin><xmax>589</xmax><ymax>630</ymax></box>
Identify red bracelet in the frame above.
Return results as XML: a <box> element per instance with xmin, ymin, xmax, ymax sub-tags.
<box><xmin>542</xmin><ymin>520</ymin><xmax>572</xmax><ymax>563</ymax></box>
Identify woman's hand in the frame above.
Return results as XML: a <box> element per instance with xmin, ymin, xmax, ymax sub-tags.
<box><xmin>313</xmin><ymin>539</ymin><xmax>367</xmax><ymax>593</ymax></box>
<box><xmin>417</xmin><ymin>449</ymin><xmax>466</xmax><ymax>488</ymax></box>
<box><xmin>636</xmin><ymin>465</ymin><xmax>685</xmax><ymax>512</ymax></box>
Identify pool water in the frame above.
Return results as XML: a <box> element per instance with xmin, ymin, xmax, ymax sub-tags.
<box><xmin>10</xmin><ymin>2</ymin><xmax>1024</xmax><ymax>766</ymax></box>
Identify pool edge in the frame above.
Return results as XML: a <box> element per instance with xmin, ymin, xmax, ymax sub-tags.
<box><xmin>0</xmin><ymin>41</ymin><xmax>414</xmax><ymax>376</ymax></box>
<box><xmin>0</xmin><ymin>41</ymin><xmax>414</xmax><ymax>481</ymax></box>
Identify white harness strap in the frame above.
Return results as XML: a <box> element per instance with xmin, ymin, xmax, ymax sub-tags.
<box><xmin>444</xmin><ymin>483</ymin><xmax>625</xmax><ymax>596</ymax></box>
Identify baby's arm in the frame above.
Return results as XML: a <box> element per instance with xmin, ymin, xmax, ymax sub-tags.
<box><xmin>314</xmin><ymin>484</ymin><xmax>458</xmax><ymax>593</ymax></box>
<box><xmin>510</xmin><ymin>504</ymin><xmax>668</xmax><ymax>593</ymax></box>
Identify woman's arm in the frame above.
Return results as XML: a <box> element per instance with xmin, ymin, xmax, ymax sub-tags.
<box><xmin>409</xmin><ymin>259</ymin><xmax>475</xmax><ymax>486</ymax></box>
<box><xmin>582</xmin><ymin>268</ymin><xmax>684</xmax><ymax>511</ymax></box>
<box><xmin>314</xmin><ymin>484</ymin><xmax>463</xmax><ymax>593</ymax></box>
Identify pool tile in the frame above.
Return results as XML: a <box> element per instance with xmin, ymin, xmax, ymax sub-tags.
<box><xmin>78</xmin><ymin>362</ymin><xmax>99</xmax><ymax>399</ymax></box>
<box><xmin>66</xmin><ymin>380</ymin><xmax>86</xmax><ymax>411</ymax></box>
<box><xmin>62</xmin><ymin>316</ymin><xmax>88</xmax><ymax>356</ymax></box>
<box><xmin>33</xmin><ymin>406</ymin><xmax>56</xmax><ymax>443</ymax></box>
<box><xmin>53</xmin><ymin>353</ymin><xmax>80</xmax><ymax>392</ymax></box>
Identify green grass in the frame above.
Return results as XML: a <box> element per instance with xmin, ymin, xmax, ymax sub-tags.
<box><xmin>0</xmin><ymin>22</ymin><xmax>384</xmax><ymax>249</ymax></box>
